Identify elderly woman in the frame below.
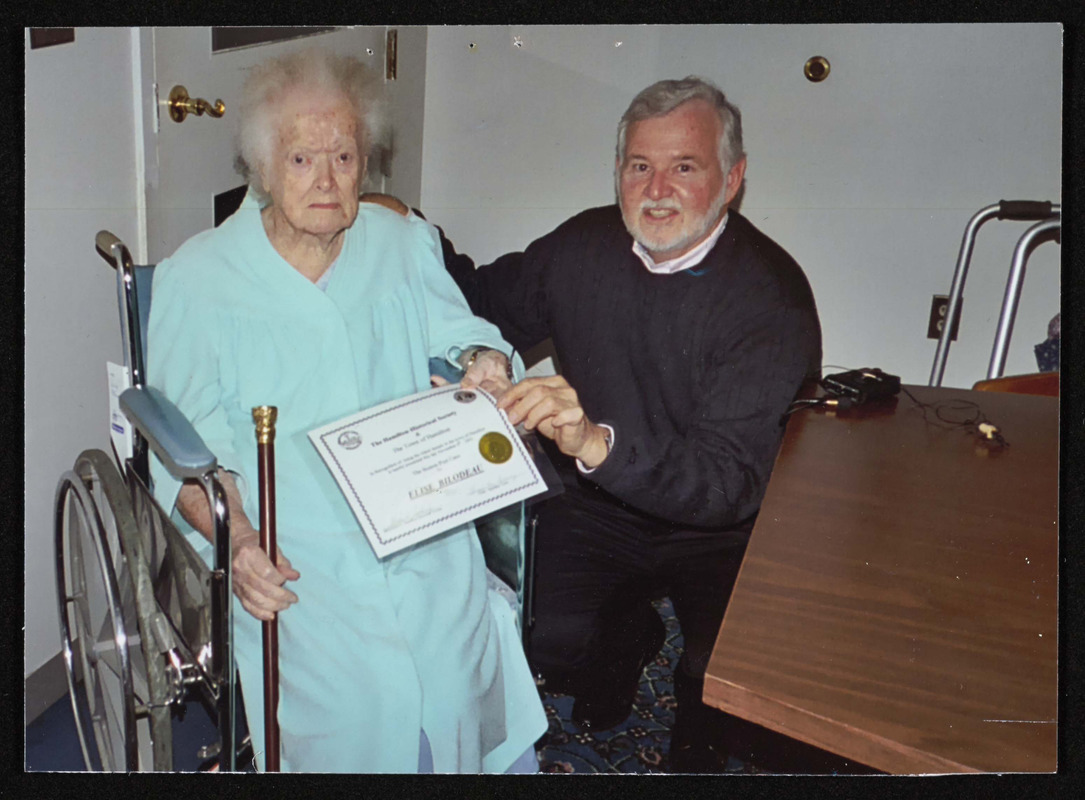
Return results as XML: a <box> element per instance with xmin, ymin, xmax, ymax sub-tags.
<box><xmin>148</xmin><ymin>49</ymin><xmax>546</xmax><ymax>773</ymax></box>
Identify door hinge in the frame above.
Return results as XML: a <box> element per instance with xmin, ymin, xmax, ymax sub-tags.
<box><xmin>386</xmin><ymin>29</ymin><xmax>397</xmax><ymax>81</ymax></box>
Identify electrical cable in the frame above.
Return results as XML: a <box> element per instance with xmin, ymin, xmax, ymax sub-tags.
<box><xmin>786</xmin><ymin>364</ymin><xmax>1008</xmax><ymax>448</ymax></box>
<box><xmin>782</xmin><ymin>396</ymin><xmax>853</xmax><ymax>418</ymax></box>
<box><xmin>899</xmin><ymin>385</ymin><xmax>1008</xmax><ymax>447</ymax></box>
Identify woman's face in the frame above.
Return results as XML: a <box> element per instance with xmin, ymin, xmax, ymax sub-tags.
<box><xmin>262</xmin><ymin>90</ymin><xmax>364</xmax><ymax>243</ymax></box>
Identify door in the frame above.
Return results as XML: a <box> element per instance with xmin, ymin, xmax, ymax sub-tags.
<box><xmin>140</xmin><ymin>26</ymin><xmax>423</xmax><ymax>263</ymax></box>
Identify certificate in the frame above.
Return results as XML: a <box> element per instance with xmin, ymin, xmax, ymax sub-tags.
<box><xmin>309</xmin><ymin>385</ymin><xmax>547</xmax><ymax>558</ymax></box>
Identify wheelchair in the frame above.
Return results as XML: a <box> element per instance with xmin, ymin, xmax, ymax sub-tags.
<box><xmin>55</xmin><ymin>231</ymin><xmax>245</xmax><ymax>771</ymax></box>
<box><xmin>54</xmin><ymin>227</ymin><xmax>536</xmax><ymax>772</ymax></box>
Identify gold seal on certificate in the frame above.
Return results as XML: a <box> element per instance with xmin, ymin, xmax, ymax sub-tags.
<box><xmin>479</xmin><ymin>431</ymin><xmax>513</xmax><ymax>464</ymax></box>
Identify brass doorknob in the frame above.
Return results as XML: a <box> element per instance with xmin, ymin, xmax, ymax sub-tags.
<box><xmin>167</xmin><ymin>85</ymin><xmax>226</xmax><ymax>123</ymax></box>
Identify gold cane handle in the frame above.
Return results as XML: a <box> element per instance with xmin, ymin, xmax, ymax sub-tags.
<box><xmin>253</xmin><ymin>406</ymin><xmax>277</xmax><ymax>444</ymax></box>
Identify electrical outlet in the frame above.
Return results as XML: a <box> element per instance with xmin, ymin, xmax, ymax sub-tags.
<box><xmin>927</xmin><ymin>295</ymin><xmax>962</xmax><ymax>340</ymax></box>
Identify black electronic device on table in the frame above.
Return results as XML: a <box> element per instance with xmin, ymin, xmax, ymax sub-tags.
<box><xmin>821</xmin><ymin>368</ymin><xmax>901</xmax><ymax>406</ymax></box>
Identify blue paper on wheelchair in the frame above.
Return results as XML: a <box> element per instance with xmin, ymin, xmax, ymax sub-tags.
<box><xmin>308</xmin><ymin>385</ymin><xmax>547</xmax><ymax>558</ymax></box>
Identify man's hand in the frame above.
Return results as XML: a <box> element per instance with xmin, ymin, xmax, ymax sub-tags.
<box><xmin>497</xmin><ymin>376</ymin><xmax>610</xmax><ymax>468</ymax></box>
<box><xmin>460</xmin><ymin>349</ymin><xmax>514</xmax><ymax>400</ymax></box>
<box><xmin>359</xmin><ymin>192</ymin><xmax>410</xmax><ymax>217</ymax></box>
<box><xmin>229</xmin><ymin>522</ymin><xmax>300</xmax><ymax>622</ymax></box>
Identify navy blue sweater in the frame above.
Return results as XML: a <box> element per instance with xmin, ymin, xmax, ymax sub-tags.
<box><xmin>444</xmin><ymin>205</ymin><xmax>821</xmax><ymax>534</ymax></box>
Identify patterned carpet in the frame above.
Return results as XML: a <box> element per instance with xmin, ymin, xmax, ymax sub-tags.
<box><xmin>534</xmin><ymin>597</ymin><xmax>748</xmax><ymax>774</ymax></box>
<box><xmin>531</xmin><ymin>597</ymin><xmax>878</xmax><ymax>775</ymax></box>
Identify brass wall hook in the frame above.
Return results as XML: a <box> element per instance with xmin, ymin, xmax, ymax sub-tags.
<box><xmin>167</xmin><ymin>85</ymin><xmax>226</xmax><ymax>123</ymax></box>
<box><xmin>804</xmin><ymin>56</ymin><xmax>831</xmax><ymax>83</ymax></box>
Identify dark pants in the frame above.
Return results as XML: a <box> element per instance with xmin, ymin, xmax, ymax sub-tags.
<box><xmin>528</xmin><ymin>484</ymin><xmax>748</xmax><ymax>754</ymax></box>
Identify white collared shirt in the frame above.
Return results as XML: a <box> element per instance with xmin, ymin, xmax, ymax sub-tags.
<box><xmin>314</xmin><ymin>257</ymin><xmax>339</xmax><ymax>291</ymax></box>
<box><xmin>631</xmin><ymin>211</ymin><xmax>729</xmax><ymax>274</ymax></box>
<box><xmin>577</xmin><ymin>423</ymin><xmax>615</xmax><ymax>475</ymax></box>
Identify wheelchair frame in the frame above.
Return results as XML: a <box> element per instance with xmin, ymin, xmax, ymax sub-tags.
<box><xmin>53</xmin><ymin>232</ymin><xmax>243</xmax><ymax>771</ymax></box>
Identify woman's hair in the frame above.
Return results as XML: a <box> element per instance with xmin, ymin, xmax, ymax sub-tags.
<box><xmin>616</xmin><ymin>76</ymin><xmax>744</xmax><ymax>173</ymax></box>
<box><xmin>235</xmin><ymin>48</ymin><xmax>385</xmax><ymax>205</ymax></box>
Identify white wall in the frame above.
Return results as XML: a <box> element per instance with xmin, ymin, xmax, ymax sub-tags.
<box><xmin>25</xmin><ymin>28</ymin><xmax>141</xmax><ymax>678</ymax></box>
<box><xmin>23</xmin><ymin>20</ymin><xmax>1063</xmax><ymax>698</ymax></box>
<box><xmin>419</xmin><ymin>24</ymin><xmax>1062</xmax><ymax>388</ymax></box>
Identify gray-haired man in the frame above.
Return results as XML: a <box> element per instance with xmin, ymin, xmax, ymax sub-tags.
<box><xmin>445</xmin><ymin>77</ymin><xmax>822</xmax><ymax>772</ymax></box>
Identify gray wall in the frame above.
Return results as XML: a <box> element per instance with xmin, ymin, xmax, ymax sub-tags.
<box><xmin>419</xmin><ymin>24</ymin><xmax>1062</xmax><ymax>388</ymax></box>
<box><xmin>25</xmin><ymin>28</ymin><xmax>139</xmax><ymax>684</ymax></box>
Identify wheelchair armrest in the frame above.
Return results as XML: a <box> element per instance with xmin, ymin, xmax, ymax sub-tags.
<box><xmin>429</xmin><ymin>356</ymin><xmax>464</xmax><ymax>385</ymax></box>
<box><xmin>120</xmin><ymin>386</ymin><xmax>218</xmax><ymax>480</ymax></box>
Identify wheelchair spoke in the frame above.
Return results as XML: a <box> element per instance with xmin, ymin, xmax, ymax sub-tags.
<box><xmin>83</xmin><ymin>637</ymin><xmax>117</xmax><ymax>768</ymax></box>
<box><xmin>93</xmin><ymin>646</ymin><xmax>123</xmax><ymax>681</ymax></box>
<box><xmin>87</xmin><ymin>640</ymin><xmax>126</xmax><ymax>767</ymax></box>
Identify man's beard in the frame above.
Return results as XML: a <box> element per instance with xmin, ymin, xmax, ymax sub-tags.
<box><xmin>619</xmin><ymin>186</ymin><xmax>728</xmax><ymax>260</ymax></box>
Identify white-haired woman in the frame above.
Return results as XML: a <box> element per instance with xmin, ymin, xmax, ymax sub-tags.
<box><xmin>148</xmin><ymin>48</ymin><xmax>546</xmax><ymax>773</ymax></box>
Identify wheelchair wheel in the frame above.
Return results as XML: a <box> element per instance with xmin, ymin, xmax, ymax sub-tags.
<box><xmin>54</xmin><ymin>450</ymin><xmax>161</xmax><ymax>770</ymax></box>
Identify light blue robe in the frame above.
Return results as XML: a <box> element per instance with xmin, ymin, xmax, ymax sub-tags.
<box><xmin>148</xmin><ymin>199</ymin><xmax>546</xmax><ymax>772</ymax></box>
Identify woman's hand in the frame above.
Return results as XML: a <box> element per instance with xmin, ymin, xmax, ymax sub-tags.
<box><xmin>176</xmin><ymin>471</ymin><xmax>300</xmax><ymax>622</ymax></box>
<box><xmin>230</xmin><ymin>523</ymin><xmax>301</xmax><ymax>622</ymax></box>
<box><xmin>359</xmin><ymin>192</ymin><xmax>410</xmax><ymax>217</ymax></box>
<box><xmin>460</xmin><ymin>348</ymin><xmax>514</xmax><ymax>400</ymax></box>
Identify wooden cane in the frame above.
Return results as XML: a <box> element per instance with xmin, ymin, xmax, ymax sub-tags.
<box><xmin>252</xmin><ymin>406</ymin><xmax>281</xmax><ymax>772</ymax></box>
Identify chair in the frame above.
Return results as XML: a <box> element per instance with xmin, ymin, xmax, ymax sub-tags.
<box><xmin>426</xmin><ymin>358</ymin><xmax>537</xmax><ymax>648</ymax></box>
<box><xmin>972</xmin><ymin>371</ymin><xmax>1059</xmax><ymax>397</ymax></box>
<box><xmin>55</xmin><ymin>233</ymin><xmax>242</xmax><ymax>771</ymax></box>
<box><xmin>364</xmin><ymin>191</ymin><xmax>539</xmax><ymax>649</ymax></box>
<box><xmin>55</xmin><ymin>223</ymin><xmax>537</xmax><ymax>771</ymax></box>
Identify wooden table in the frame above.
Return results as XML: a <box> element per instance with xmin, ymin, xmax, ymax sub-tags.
<box><xmin>703</xmin><ymin>385</ymin><xmax>1058</xmax><ymax>773</ymax></box>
